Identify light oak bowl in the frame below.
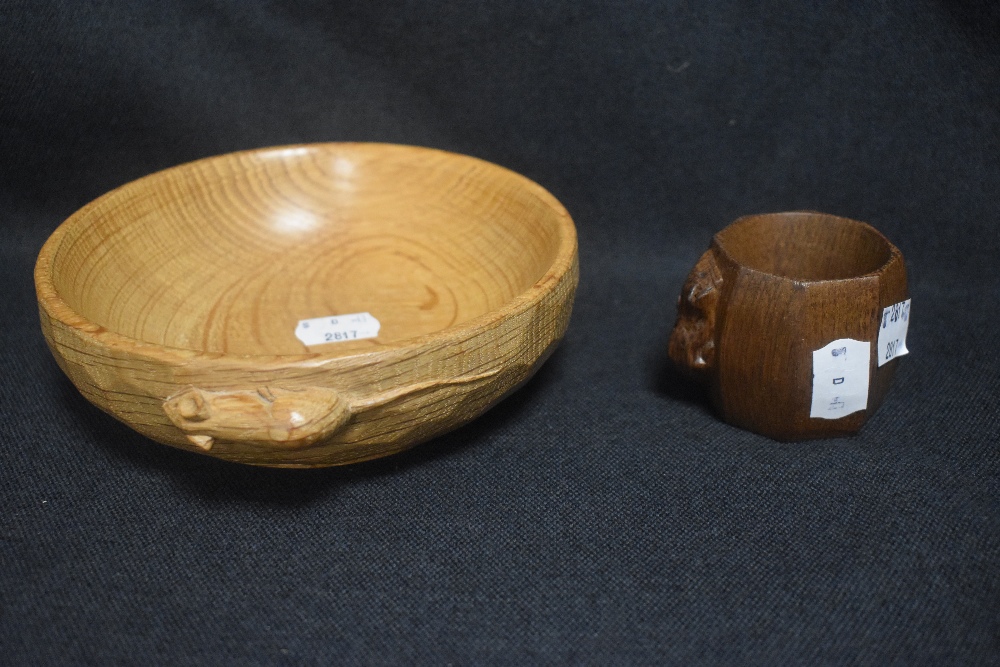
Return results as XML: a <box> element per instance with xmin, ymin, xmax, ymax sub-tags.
<box><xmin>36</xmin><ymin>143</ymin><xmax>578</xmax><ymax>467</ymax></box>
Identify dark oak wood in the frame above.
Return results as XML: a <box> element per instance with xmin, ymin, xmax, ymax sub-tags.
<box><xmin>669</xmin><ymin>211</ymin><xmax>908</xmax><ymax>441</ymax></box>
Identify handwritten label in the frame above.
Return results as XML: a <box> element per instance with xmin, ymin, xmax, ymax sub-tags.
<box><xmin>810</xmin><ymin>338</ymin><xmax>870</xmax><ymax>419</ymax></box>
<box><xmin>295</xmin><ymin>312</ymin><xmax>380</xmax><ymax>346</ymax></box>
<box><xmin>877</xmin><ymin>298</ymin><xmax>911</xmax><ymax>367</ymax></box>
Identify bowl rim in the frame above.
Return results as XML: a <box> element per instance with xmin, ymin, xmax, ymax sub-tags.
<box><xmin>35</xmin><ymin>142</ymin><xmax>578</xmax><ymax>368</ymax></box>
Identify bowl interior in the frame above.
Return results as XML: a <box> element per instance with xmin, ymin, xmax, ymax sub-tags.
<box><xmin>49</xmin><ymin>144</ymin><xmax>569</xmax><ymax>356</ymax></box>
<box><xmin>716</xmin><ymin>212</ymin><xmax>894</xmax><ymax>281</ymax></box>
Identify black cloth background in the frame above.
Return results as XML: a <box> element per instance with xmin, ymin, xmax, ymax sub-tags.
<box><xmin>2</xmin><ymin>2</ymin><xmax>998</xmax><ymax>664</ymax></box>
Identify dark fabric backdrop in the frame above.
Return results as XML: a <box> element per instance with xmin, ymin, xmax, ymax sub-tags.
<box><xmin>2</xmin><ymin>1</ymin><xmax>998</xmax><ymax>664</ymax></box>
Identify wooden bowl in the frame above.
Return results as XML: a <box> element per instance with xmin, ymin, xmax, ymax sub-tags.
<box><xmin>36</xmin><ymin>143</ymin><xmax>578</xmax><ymax>467</ymax></box>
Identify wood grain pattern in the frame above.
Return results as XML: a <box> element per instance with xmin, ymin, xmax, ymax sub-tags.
<box><xmin>36</xmin><ymin>143</ymin><xmax>578</xmax><ymax>467</ymax></box>
<box><xmin>669</xmin><ymin>212</ymin><xmax>908</xmax><ymax>441</ymax></box>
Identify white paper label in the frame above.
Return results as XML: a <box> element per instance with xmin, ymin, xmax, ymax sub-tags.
<box><xmin>877</xmin><ymin>298</ymin><xmax>911</xmax><ymax>367</ymax></box>
<box><xmin>810</xmin><ymin>338</ymin><xmax>870</xmax><ymax>419</ymax></box>
<box><xmin>295</xmin><ymin>312</ymin><xmax>380</xmax><ymax>346</ymax></box>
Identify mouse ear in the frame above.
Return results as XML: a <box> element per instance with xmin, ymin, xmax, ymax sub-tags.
<box><xmin>668</xmin><ymin>247</ymin><xmax>723</xmax><ymax>382</ymax></box>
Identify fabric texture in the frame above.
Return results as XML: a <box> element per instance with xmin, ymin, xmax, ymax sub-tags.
<box><xmin>2</xmin><ymin>2</ymin><xmax>998</xmax><ymax>664</ymax></box>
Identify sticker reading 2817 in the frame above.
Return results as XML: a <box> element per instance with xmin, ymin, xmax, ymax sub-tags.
<box><xmin>877</xmin><ymin>298</ymin><xmax>911</xmax><ymax>367</ymax></box>
<box><xmin>295</xmin><ymin>312</ymin><xmax>381</xmax><ymax>346</ymax></box>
